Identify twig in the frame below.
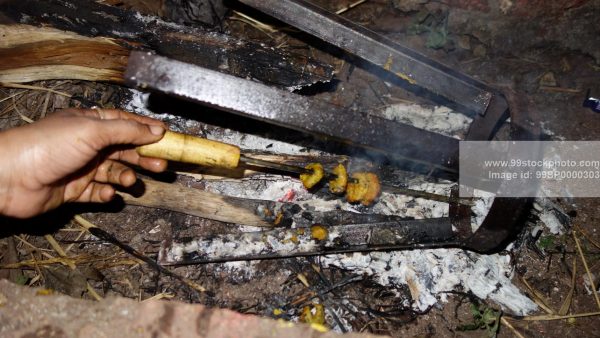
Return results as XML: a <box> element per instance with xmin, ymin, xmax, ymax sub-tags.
<box><xmin>515</xmin><ymin>311</ymin><xmax>600</xmax><ymax>321</ymax></box>
<box><xmin>27</xmin><ymin>252</ymin><xmax>43</xmax><ymax>286</ymax></box>
<box><xmin>500</xmin><ymin>317</ymin><xmax>526</xmax><ymax>338</ymax></box>
<box><xmin>13</xmin><ymin>235</ymin><xmax>54</xmax><ymax>253</ymax></box>
<box><xmin>575</xmin><ymin>224</ymin><xmax>600</xmax><ymax>250</ymax></box>
<box><xmin>0</xmin><ymin>91</ymin><xmax>25</xmax><ymax>104</ymax></box>
<box><xmin>40</xmin><ymin>91</ymin><xmax>51</xmax><ymax>119</ymax></box>
<box><xmin>231</xmin><ymin>10</ymin><xmax>279</xmax><ymax>37</ymax></box>
<box><xmin>86</xmin><ymin>282</ymin><xmax>103</xmax><ymax>301</ymax></box>
<box><xmin>74</xmin><ymin>215</ymin><xmax>206</xmax><ymax>293</ymax></box>
<box><xmin>0</xmin><ymin>82</ymin><xmax>71</xmax><ymax>97</ymax></box>
<box><xmin>0</xmin><ymin>255</ymin><xmax>93</xmax><ymax>268</ymax></box>
<box><xmin>335</xmin><ymin>0</ymin><xmax>368</xmax><ymax>14</ymax></box>
<box><xmin>573</xmin><ymin>229</ymin><xmax>600</xmax><ymax>310</ymax></box>
<box><xmin>539</xmin><ymin>86</ymin><xmax>581</xmax><ymax>94</ymax></box>
<box><xmin>521</xmin><ymin>278</ymin><xmax>555</xmax><ymax>314</ymax></box>
<box><xmin>64</xmin><ymin>229</ymin><xmax>87</xmax><ymax>254</ymax></box>
<box><xmin>297</xmin><ymin>273</ymin><xmax>310</xmax><ymax>287</ymax></box>
<box><xmin>558</xmin><ymin>256</ymin><xmax>577</xmax><ymax>315</ymax></box>
<box><xmin>44</xmin><ymin>234</ymin><xmax>76</xmax><ymax>270</ymax></box>
<box><xmin>143</xmin><ymin>293</ymin><xmax>175</xmax><ymax>302</ymax></box>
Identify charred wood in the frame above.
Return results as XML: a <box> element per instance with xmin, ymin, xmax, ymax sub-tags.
<box><xmin>0</xmin><ymin>0</ymin><xmax>333</xmax><ymax>88</ymax></box>
<box><xmin>0</xmin><ymin>25</ymin><xmax>128</xmax><ymax>83</ymax></box>
<box><xmin>118</xmin><ymin>179</ymin><xmax>410</xmax><ymax>228</ymax></box>
<box><xmin>159</xmin><ymin>218</ymin><xmax>456</xmax><ymax>265</ymax></box>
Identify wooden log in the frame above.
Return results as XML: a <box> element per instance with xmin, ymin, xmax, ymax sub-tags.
<box><xmin>0</xmin><ymin>25</ymin><xmax>128</xmax><ymax>83</ymax></box>
<box><xmin>118</xmin><ymin>179</ymin><xmax>272</xmax><ymax>227</ymax></box>
<box><xmin>118</xmin><ymin>179</ymin><xmax>405</xmax><ymax>228</ymax></box>
<box><xmin>0</xmin><ymin>0</ymin><xmax>333</xmax><ymax>88</ymax></box>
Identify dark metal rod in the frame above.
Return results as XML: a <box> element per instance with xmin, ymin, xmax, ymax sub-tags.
<box><xmin>241</xmin><ymin>155</ymin><xmax>469</xmax><ymax>205</ymax></box>
<box><xmin>239</xmin><ymin>0</ymin><xmax>496</xmax><ymax>117</ymax></box>
<box><xmin>159</xmin><ymin>218</ymin><xmax>456</xmax><ymax>265</ymax></box>
<box><xmin>382</xmin><ymin>185</ymin><xmax>474</xmax><ymax>206</ymax></box>
<box><xmin>125</xmin><ymin>52</ymin><xmax>460</xmax><ymax>175</ymax></box>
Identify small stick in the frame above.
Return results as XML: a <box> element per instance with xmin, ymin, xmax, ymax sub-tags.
<box><xmin>514</xmin><ymin>311</ymin><xmax>600</xmax><ymax>321</ymax></box>
<box><xmin>573</xmin><ymin>229</ymin><xmax>600</xmax><ymax>310</ymax></box>
<box><xmin>44</xmin><ymin>234</ymin><xmax>76</xmax><ymax>270</ymax></box>
<box><xmin>575</xmin><ymin>224</ymin><xmax>600</xmax><ymax>250</ymax></box>
<box><xmin>558</xmin><ymin>256</ymin><xmax>577</xmax><ymax>315</ymax></box>
<box><xmin>500</xmin><ymin>317</ymin><xmax>526</xmax><ymax>338</ymax></box>
<box><xmin>0</xmin><ymin>91</ymin><xmax>25</xmax><ymax>104</ymax></box>
<box><xmin>64</xmin><ymin>229</ymin><xmax>87</xmax><ymax>254</ymax></box>
<box><xmin>40</xmin><ymin>91</ymin><xmax>51</xmax><ymax>119</ymax></box>
<box><xmin>382</xmin><ymin>185</ymin><xmax>474</xmax><ymax>206</ymax></box>
<box><xmin>74</xmin><ymin>215</ymin><xmax>206</xmax><ymax>293</ymax></box>
<box><xmin>539</xmin><ymin>86</ymin><xmax>581</xmax><ymax>94</ymax></box>
<box><xmin>521</xmin><ymin>278</ymin><xmax>555</xmax><ymax>314</ymax></box>
<box><xmin>335</xmin><ymin>0</ymin><xmax>368</xmax><ymax>14</ymax></box>
<box><xmin>86</xmin><ymin>282</ymin><xmax>103</xmax><ymax>301</ymax></box>
<box><xmin>143</xmin><ymin>293</ymin><xmax>175</xmax><ymax>302</ymax></box>
<box><xmin>0</xmin><ymin>82</ymin><xmax>72</xmax><ymax>97</ymax></box>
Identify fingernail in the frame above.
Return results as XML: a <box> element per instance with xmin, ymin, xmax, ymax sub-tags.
<box><xmin>149</xmin><ymin>125</ymin><xmax>165</xmax><ymax>136</ymax></box>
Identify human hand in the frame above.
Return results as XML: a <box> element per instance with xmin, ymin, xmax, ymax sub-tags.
<box><xmin>0</xmin><ymin>108</ymin><xmax>168</xmax><ymax>218</ymax></box>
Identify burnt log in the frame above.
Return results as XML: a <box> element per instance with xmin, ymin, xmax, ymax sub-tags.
<box><xmin>159</xmin><ymin>218</ymin><xmax>456</xmax><ymax>264</ymax></box>
<box><xmin>118</xmin><ymin>179</ymin><xmax>407</xmax><ymax>228</ymax></box>
<box><xmin>0</xmin><ymin>0</ymin><xmax>333</xmax><ymax>88</ymax></box>
<box><xmin>0</xmin><ymin>25</ymin><xmax>128</xmax><ymax>83</ymax></box>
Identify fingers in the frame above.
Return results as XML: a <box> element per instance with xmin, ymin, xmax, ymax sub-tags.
<box><xmin>63</xmin><ymin>159</ymin><xmax>135</xmax><ymax>205</ymax></box>
<box><xmin>74</xmin><ymin>182</ymin><xmax>115</xmax><ymax>203</ymax></box>
<box><xmin>58</xmin><ymin>108</ymin><xmax>166</xmax><ymax>127</ymax></box>
<box><xmin>91</xmin><ymin>118</ymin><xmax>165</xmax><ymax>150</ymax></box>
<box><xmin>89</xmin><ymin>108</ymin><xmax>166</xmax><ymax>127</ymax></box>
<box><xmin>94</xmin><ymin>159</ymin><xmax>138</xmax><ymax>187</ymax></box>
<box><xmin>108</xmin><ymin>149</ymin><xmax>168</xmax><ymax>173</ymax></box>
<box><xmin>57</xmin><ymin>108</ymin><xmax>167</xmax><ymax>148</ymax></box>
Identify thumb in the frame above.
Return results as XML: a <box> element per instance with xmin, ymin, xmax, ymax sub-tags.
<box><xmin>93</xmin><ymin>119</ymin><xmax>166</xmax><ymax>149</ymax></box>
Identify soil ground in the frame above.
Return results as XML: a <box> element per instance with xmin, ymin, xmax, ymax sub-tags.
<box><xmin>1</xmin><ymin>0</ymin><xmax>600</xmax><ymax>337</ymax></box>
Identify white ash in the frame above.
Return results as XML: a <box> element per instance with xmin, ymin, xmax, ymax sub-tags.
<box><xmin>326</xmin><ymin>302</ymin><xmax>356</xmax><ymax>333</ymax></box>
<box><xmin>214</xmin><ymin>261</ymin><xmax>263</xmax><ymax>281</ymax></box>
<box><xmin>538</xmin><ymin>210</ymin><xmax>564</xmax><ymax>235</ymax></box>
<box><xmin>320</xmin><ymin>249</ymin><xmax>536</xmax><ymax>316</ymax></box>
<box><xmin>320</xmin><ymin>183</ymin><xmax>535</xmax><ymax>315</ymax></box>
<box><xmin>380</xmin><ymin>103</ymin><xmax>472</xmax><ymax>139</ymax></box>
<box><xmin>533</xmin><ymin>199</ymin><xmax>569</xmax><ymax>235</ymax></box>
<box><xmin>540</xmin><ymin>121</ymin><xmax>566</xmax><ymax>141</ymax></box>
<box><xmin>471</xmin><ymin>189</ymin><xmax>496</xmax><ymax>232</ymax></box>
<box><xmin>173</xmin><ymin>173</ymin><xmax>535</xmax><ymax>315</ymax></box>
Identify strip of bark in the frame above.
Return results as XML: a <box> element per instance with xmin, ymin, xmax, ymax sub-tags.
<box><xmin>0</xmin><ymin>0</ymin><xmax>333</xmax><ymax>89</ymax></box>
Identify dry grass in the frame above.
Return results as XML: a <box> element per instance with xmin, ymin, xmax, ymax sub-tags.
<box><xmin>573</xmin><ymin>229</ymin><xmax>600</xmax><ymax>310</ymax></box>
<box><xmin>335</xmin><ymin>0</ymin><xmax>368</xmax><ymax>14</ymax></box>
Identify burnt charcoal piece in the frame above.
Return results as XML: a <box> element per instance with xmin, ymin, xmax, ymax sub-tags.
<box><xmin>164</xmin><ymin>0</ymin><xmax>227</xmax><ymax>27</ymax></box>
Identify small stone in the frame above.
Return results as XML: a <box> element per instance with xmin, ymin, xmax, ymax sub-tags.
<box><xmin>499</xmin><ymin>0</ymin><xmax>513</xmax><ymax>14</ymax></box>
<box><xmin>392</xmin><ymin>0</ymin><xmax>429</xmax><ymax>12</ymax></box>
<box><xmin>457</xmin><ymin>35</ymin><xmax>471</xmax><ymax>50</ymax></box>
<box><xmin>540</xmin><ymin>72</ymin><xmax>557</xmax><ymax>87</ymax></box>
<box><xmin>473</xmin><ymin>44</ymin><xmax>487</xmax><ymax>57</ymax></box>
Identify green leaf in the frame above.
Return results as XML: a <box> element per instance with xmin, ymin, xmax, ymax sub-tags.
<box><xmin>426</xmin><ymin>27</ymin><xmax>447</xmax><ymax>49</ymax></box>
<box><xmin>538</xmin><ymin>235</ymin><xmax>555</xmax><ymax>250</ymax></box>
<box><xmin>14</xmin><ymin>274</ymin><xmax>28</xmax><ymax>285</ymax></box>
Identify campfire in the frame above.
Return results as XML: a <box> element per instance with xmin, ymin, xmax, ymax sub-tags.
<box><xmin>1</xmin><ymin>0</ymin><xmax>599</xmax><ymax>337</ymax></box>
